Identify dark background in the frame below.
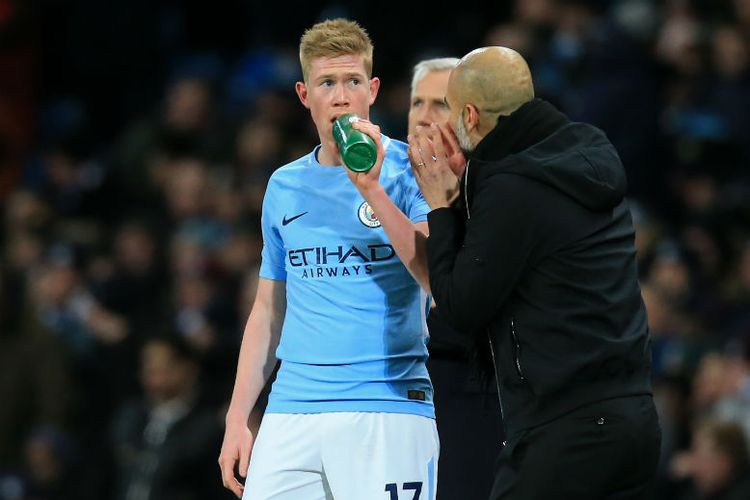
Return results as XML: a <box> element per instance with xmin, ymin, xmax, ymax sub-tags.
<box><xmin>2</xmin><ymin>1</ymin><xmax>750</xmax><ymax>499</ymax></box>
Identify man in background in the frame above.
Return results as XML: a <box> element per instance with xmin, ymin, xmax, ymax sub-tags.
<box><xmin>409</xmin><ymin>57</ymin><xmax>503</xmax><ymax>500</ymax></box>
<box><xmin>111</xmin><ymin>335</ymin><xmax>228</xmax><ymax>500</ymax></box>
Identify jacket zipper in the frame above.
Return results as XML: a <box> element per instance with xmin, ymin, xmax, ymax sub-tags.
<box><xmin>510</xmin><ymin>318</ymin><xmax>526</xmax><ymax>381</ymax></box>
<box><xmin>468</xmin><ymin>163</ymin><xmax>506</xmax><ymax>441</ymax></box>
<box><xmin>463</xmin><ymin>160</ymin><xmax>471</xmax><ymax>219</ymax></box>
<box><xmin>487</xmin><ymin>332</ymin><xmax>506</xmax><ymax>445</ymax></box>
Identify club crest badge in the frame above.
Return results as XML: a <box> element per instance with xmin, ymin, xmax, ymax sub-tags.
<box><xmin>358</xmin><ymin>201</ymin><xmax>381</xmax><ymax>228</ymax></box>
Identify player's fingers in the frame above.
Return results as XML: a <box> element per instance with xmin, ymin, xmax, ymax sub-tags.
<box><xmin>351</xmin><ymin>116</ymin><xmax>373</xmax><ymax>127</ymax></box>
<box><xmin>352</xmin><ymin>121</ymin><xmax>385</xmax><ymax>168</ymax></box>
<box><xmin>218</xmin><ymin>456</ymin><xmax>233</xmax><ymax>485</ymax></box>
<box><xmin>231</xmin><ymin>482</ymin><xmax>244</xmax><ymax>499</ymax></box>
<box><xmin>239</xmin><ymin>443</ymin><xmax>251</xmax><ymax>479</ymax></box>
<box><xmin>352</xmin><ymin>120</ymin><xmax>382</xmax><ymax>146</ymax></box>
<box><xmin>219</xmin><ymin>456</ymin><xmax>243</xmax><ymax>498</ymax></box>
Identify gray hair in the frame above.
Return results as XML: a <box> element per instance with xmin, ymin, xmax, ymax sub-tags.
<box><xmin>410</xmin><ymin>57</ymin><xmax>460</xmax><ymax>97</ymax></box>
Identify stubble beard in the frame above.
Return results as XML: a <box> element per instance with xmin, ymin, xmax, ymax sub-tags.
<box><xmin>454</xmin><ymin>116</ymin><xmax>474</xmax><ymax>155</ymax></box>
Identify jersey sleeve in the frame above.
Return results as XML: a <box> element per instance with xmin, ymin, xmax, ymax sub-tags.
<box><xmin>404</xmin><ymin>168</ymin><xmax>430</xmax><ymax>223</ymax></box>
<box><xmin>259</xmin><ymin>178</ymin><xmax>287</xmax><ymax>281</ymax></box>
<box><xmin>382</xmin><ymin>137</ymin><xmax>429</xmax><ymax>223</ymax></box>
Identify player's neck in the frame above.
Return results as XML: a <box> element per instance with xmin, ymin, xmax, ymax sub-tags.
<box><xmin>317</xmin><ymin>141</ymin><xmax>343</xmax><ymax>167</ymax></box>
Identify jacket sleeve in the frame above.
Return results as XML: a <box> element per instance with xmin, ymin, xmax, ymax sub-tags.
<box><xmin>426</xmin><ymin>174</ymin><xmax>539</xmax><ymax>333</ymax></box>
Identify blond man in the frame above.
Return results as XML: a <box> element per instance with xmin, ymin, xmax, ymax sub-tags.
<box><xmin>408</xmin><ymin>57</ymin><xmax>504</xmax><ymax>500</ymax></box>
<box><xmin>219</xmin><ymin>19</ymin><xmax>439</xmax><ymax>500</ymax></box>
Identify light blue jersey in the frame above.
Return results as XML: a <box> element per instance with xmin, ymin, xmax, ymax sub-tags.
<box><xmin>259</xmin><ymin>136</ymin><xmax>434</xmax><ymax>418</ymax></box>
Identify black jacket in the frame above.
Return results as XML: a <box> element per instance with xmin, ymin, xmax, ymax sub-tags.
<box><xmin>426</xmin><ymin>99</ymin><xmax>652</xmax><ymax>436</ymax></box>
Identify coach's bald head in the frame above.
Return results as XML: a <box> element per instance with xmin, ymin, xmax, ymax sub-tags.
<box><xmin>447</xmin><ymin>46</ymin><xmax>534</xmax><ymax>153</ymax></box>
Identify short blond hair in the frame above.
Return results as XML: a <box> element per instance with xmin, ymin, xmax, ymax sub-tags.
<box><xmin>299</xmin><ymin>18</ymin><xmax>373</xmax><ymax>82</ymax></box>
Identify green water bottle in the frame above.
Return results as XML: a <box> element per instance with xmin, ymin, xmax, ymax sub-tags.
<box><xmin>332</xmin><ymin>113</ymin><xmax>377</xmax><ymax>172</ymax></box>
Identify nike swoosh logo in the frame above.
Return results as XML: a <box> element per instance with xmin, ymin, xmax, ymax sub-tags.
<box><xmin>282</xmin><ymin>212</ymin><xmax>308</xmax><ymax>226</ymax></box>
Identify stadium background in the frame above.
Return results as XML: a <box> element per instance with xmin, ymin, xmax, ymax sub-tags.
<box><xmin>1</xmin><ymin>0</ymin><xmax>750</xmax><ymax>498</ymax></box>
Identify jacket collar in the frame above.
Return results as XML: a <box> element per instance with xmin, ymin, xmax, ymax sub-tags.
<box><xmin>470</xmin><ymin>98</ymin><xmax>569</xmax><ymax>164</ymax></box>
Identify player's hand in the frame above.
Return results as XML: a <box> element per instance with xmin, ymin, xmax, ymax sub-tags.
<box><xmin>346</xmin><ymin>118</ymin><xmax>385</xmax><ymax>195</ymax></box>
<box><xmin>218</xmin><ymin>419</ymin><xmax>255</xmax><ymax>498</ymax></box>
<box><xmin>408</xmin><ymin>123</ymin><xmax>461</xmax><ymax>209</ymax></box>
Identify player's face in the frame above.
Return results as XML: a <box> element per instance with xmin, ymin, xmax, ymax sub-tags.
<box><xmin>296</xmin><ymin>54</ymin><xmax>380</xmax><ymax>141</ymax></box>
<box><xmin>408</xmin><ymin>70</ymin><xmax>451</xmax><ymax>136</ymax></box>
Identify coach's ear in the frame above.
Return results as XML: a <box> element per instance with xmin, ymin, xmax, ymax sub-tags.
<box><xmin>462</xmin><ymin>103</ymin><xmax>480</xmax><ymax>134</ymax></box>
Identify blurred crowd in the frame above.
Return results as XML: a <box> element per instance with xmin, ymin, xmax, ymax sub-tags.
<box><xmin>1</xmin><ymin>0</ymin><xmax>750</xmax><ymax>499</ymax></box>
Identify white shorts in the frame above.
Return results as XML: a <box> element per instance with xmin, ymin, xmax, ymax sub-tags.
<box><xmin>243</xmin><ymin>412</ymin><xmax>439</xmax><ymax>500</ymax></box>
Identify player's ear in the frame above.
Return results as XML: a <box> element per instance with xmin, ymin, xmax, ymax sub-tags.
<box><xmin>296</xmin><ymin>81</ymin><xmax>310</xmax><ymax>109</ymax></box>
<box><xmin>368</xmin><ymin>77</ymin><xmax>380</xmax><ymax>106</ymax></box>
